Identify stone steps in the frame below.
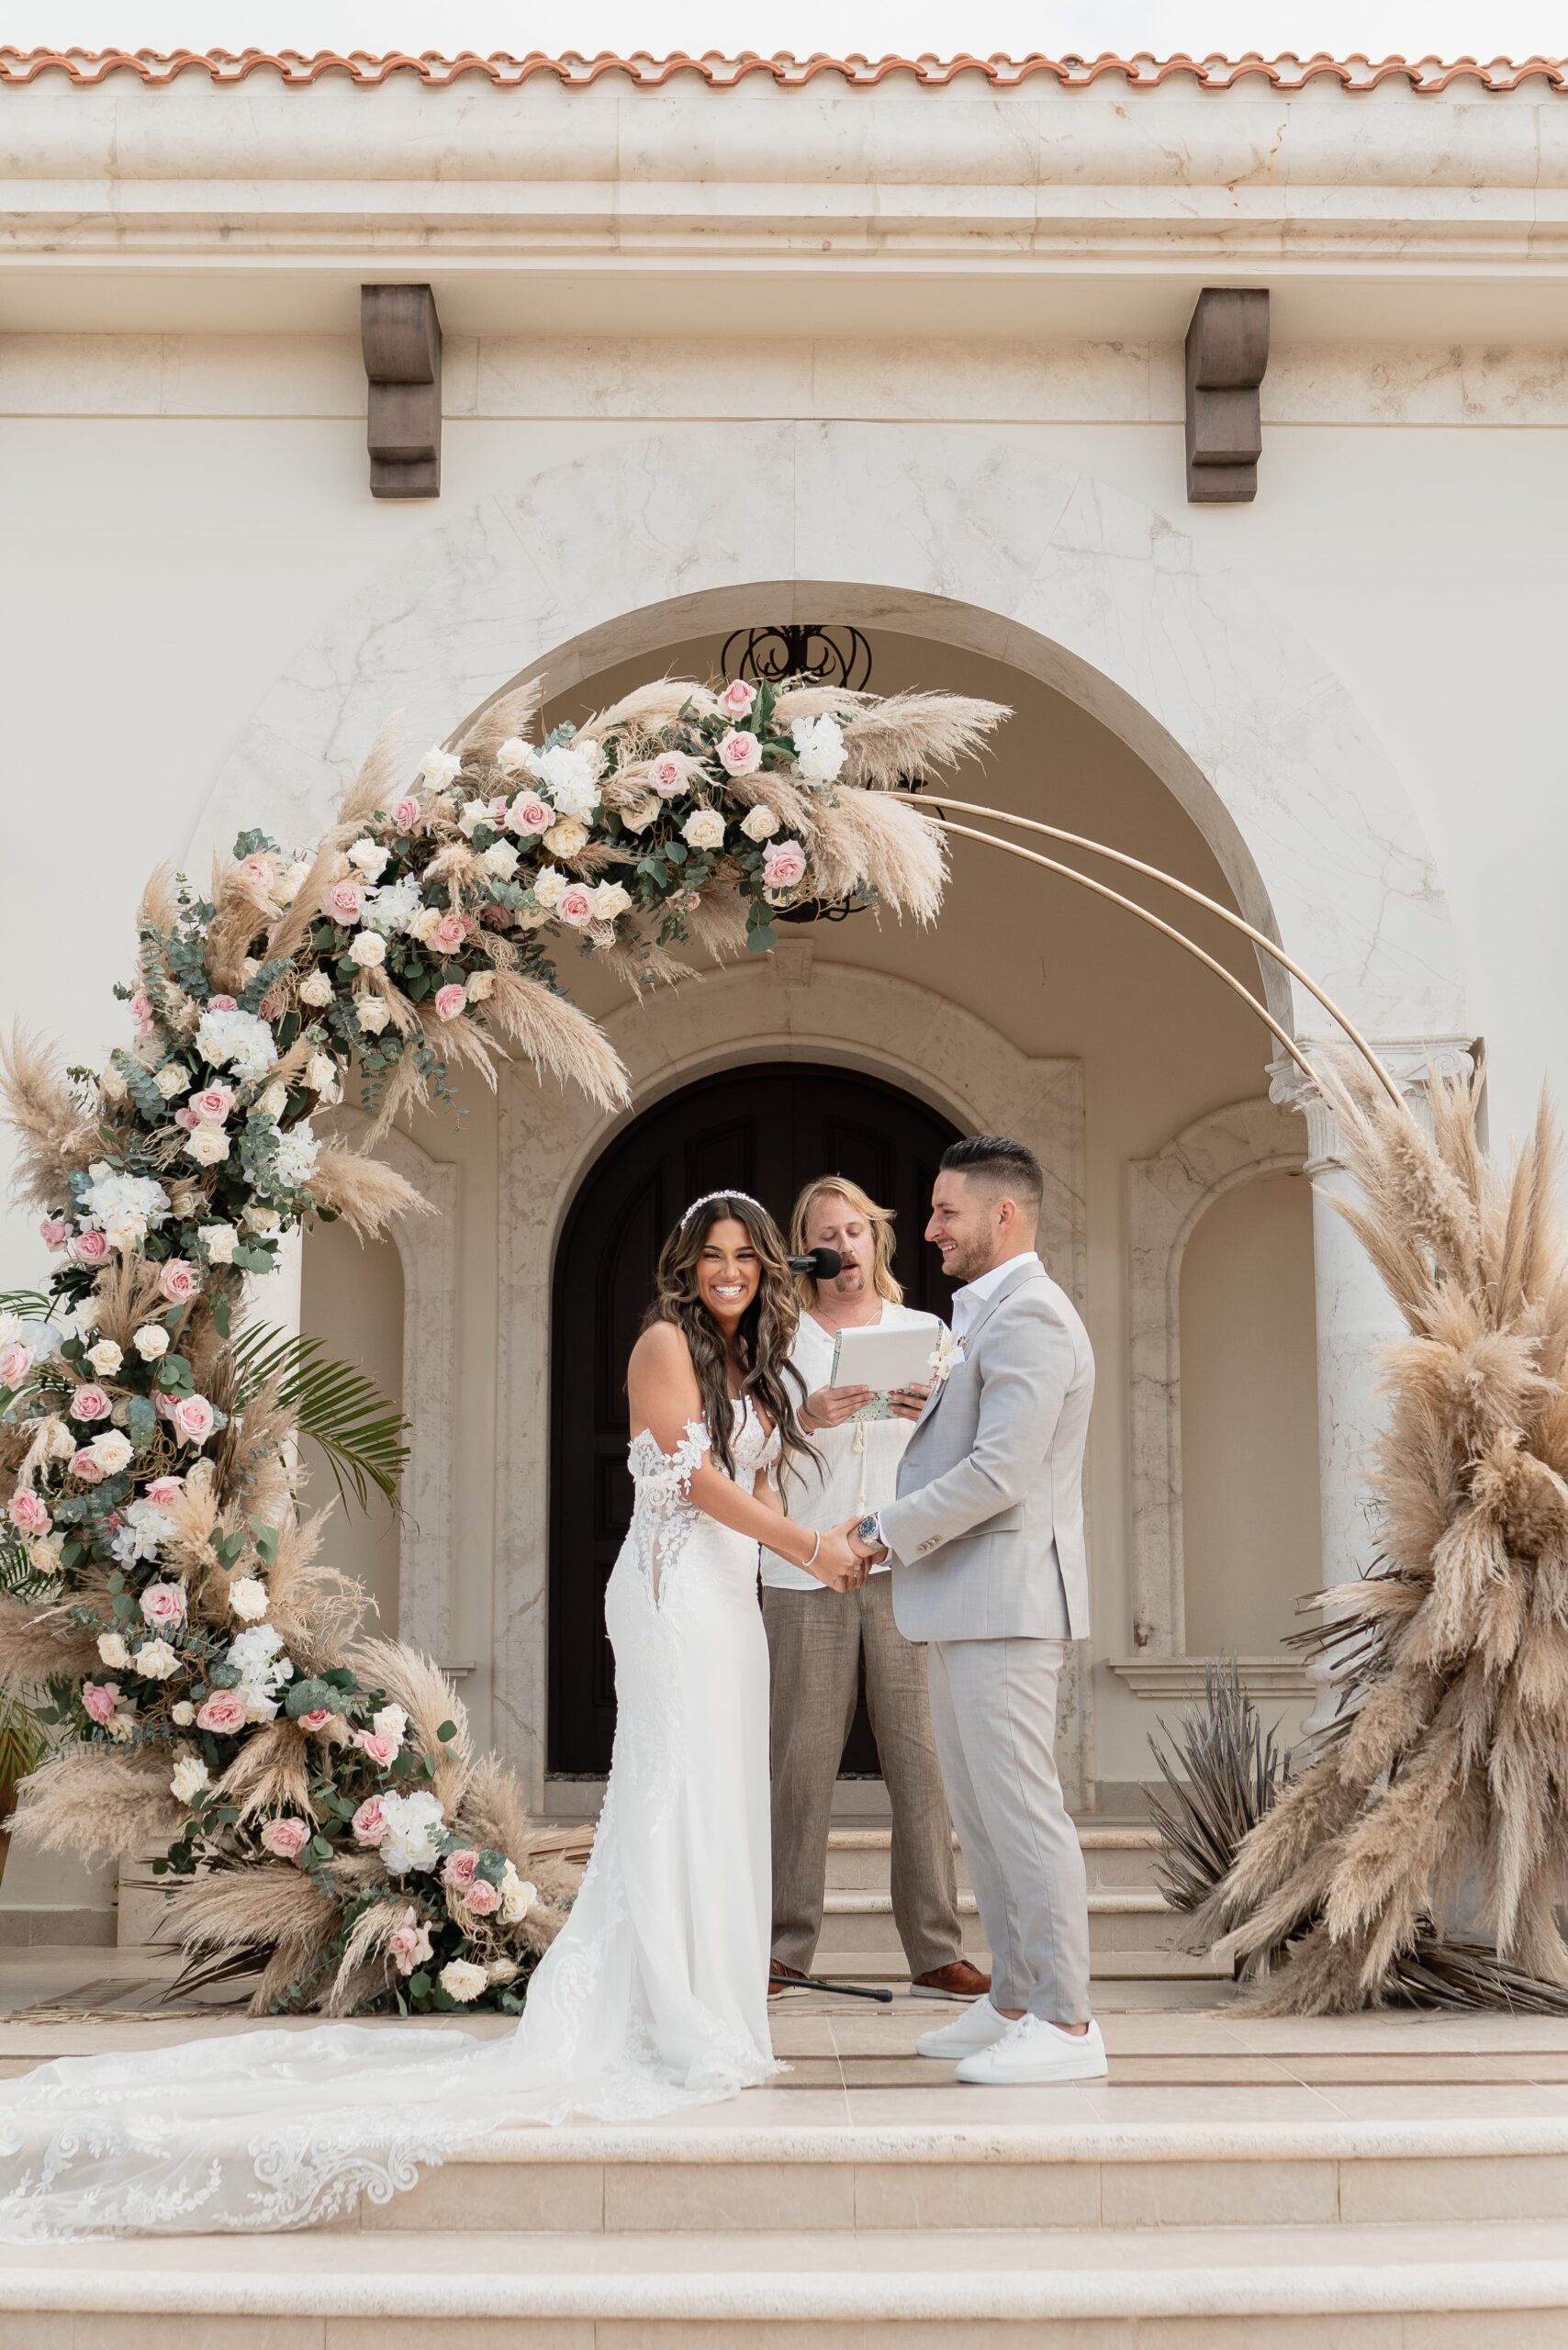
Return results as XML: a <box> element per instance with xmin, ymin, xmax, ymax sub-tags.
<box><xmin>820</xmin><ymin>1885</ymin><xmax>1181</xmax><ymax>1955</ymax></box>
<box><xmin>825</xmin><ymin>1820</ymin><xmax>1166</xmax><ymax>1894</ymax></box>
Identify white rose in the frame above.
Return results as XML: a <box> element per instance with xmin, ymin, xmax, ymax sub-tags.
<box><xmin>170</xmin><ymin>1755</ymin><xmax>210</xmax><ymax>1804</ymax></box>
<box><xmin>740</xmin><ymin>804</ymin><xmax>780</xmax><ymax>842</ymax></box>
<box><xmin>372</xmin><ymin>1703</ymin><xmax>409</xmax><ymax>1747</ymax></box>
<box><xmin>542</xmin><ymin>816</ymin><xmax>589</xmax><ymax>860</ymax></box>
<box><xmin>498</xmin><ymin>1863</ymin><xmax>538</xmax><ymax>1924</ymax></box>
<box><xmin>356</xmin><ymin>999</ymin><xmax>390</xmax><ymax>1035</ymax></box>
<box><xmin>419</xmin><ymin>746</ymin><xmax>463</xmax><ymax>789</ymax></box>
<box><xmin>409</xmin><ymin>907</ymin><xmax>444</xmax><ymax>946</ymax></box>
<box><xmin>171</xmin><ymin>1700</ymin><xmax>196</xmax><ymax>1727</ymax></box>
<box><xmin>682</xmin><ymin>809</ymin><xmax>726</xmax><ymax>853</ymax></box>
<box><xmin>198</xmin><ymin>1224</ymin><xmax>239</xmax><ymax>1265</ymax></box>
<box><xmin>481</xmin><ymin>840</ymin><xmax>520</xmax><ymax>879</ymax></box>
<box><xmin>247</xmin><ymin>1205</ymin><xmax>282</xmax><ymax>1235</ymax></box>
<box><xmin>486</xmin><ymin>1957</ymin><xmax>521</xmax><ymax>1986</ymax></box>
<box><xmin>438</xmin><ymin>1959</ymin><xmax>488</xmax><ymax>2005</ymax></box>
<box><xmin>305</xmin><ymin>1054</ymin><xmax>338</xmax><ymax>1094</ymax></box>
<box><xmin>133</xmin><ymin>1638</ymin><xmax>181</xmax><ymax>1682</ymax></box>
<box><xmin>183</xmin><ymin>1124</ymin><xmax>230</xmax><ymax>1168</ymax></box>
<box><xmin>133</xmin><ymin>1324</ymin><xmax>170</xmax><ymax>1361</ymax></box>
<box><xmin>591</xmin><ymin>881</ymin><xmax>632</xmax><ymax>923</ymax></box>
<box><xmin>257</xmin><ymin>1083</ymin><xmax>288</xmax><ymax>1116</ymax></box>
<box><xmin>97</xmin><ymin>1630</ymin><xmax>131</xmax><ymax>1670</ymax></box>
<box><xmin>618</xmin><ymin>791</ymin><xmax>661</xmax><ymax>834</ymax></box>
<box><xmin>349</xmin><ymin>930</ymin><xmax>386</xmax><ymax>968</ymax></box>
<box><xmin>496</xmin><ymin>736</ymin><xmax>537</xmax><ymax>778</ymax></box>
<box><xmin>89</xmin><ymin>1431</ymin><xmax>134</xmax><ymax>1475</ymax></box>
<box><xmin>229</xmin><ymin>1576</ymin><xmax>270</xmax><ymax>1623</ymax></box>
<box><xmin>100</xmin><ymin>1065</ymin><xmax>128</xmax><ymax>1102</ymax></box>
<box><xmin>532</xmin><ymin>867</ymin><xmax>567</xmax><ymax>912</ymax></box>
<box><xmin>154</xmin><ymin>1064</ymin><xmax>189</xmax><ymax>1100</ymax></box>
<box><xmin>466</xmin><ymin>969</ymin><xmax>495</xmax><ymax>1002</ymax></box>
<box><xmin>86</xmin><ymin>1339</ymin><xmax>123</xmax><ymax>1377</ymax></box>
<box><xmin>456</xmin><ymin>798</ymin><xmax>489</xmax><ymax>838</ymax></box>
<box><xmin>347</xmin><ymin>838</ymin><xmax>390</xmax><ymax>880</ymax></box>
<box><xmin>297</xmin><ymin>971</ymin><xmax>334</xmax><ymax>1008</ymax></box>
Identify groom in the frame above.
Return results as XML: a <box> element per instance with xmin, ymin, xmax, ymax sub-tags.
<box><xmin>838</xmin><ymin>1136</ymin><xmax>1105</xmax><ymax>2083</ymax></box>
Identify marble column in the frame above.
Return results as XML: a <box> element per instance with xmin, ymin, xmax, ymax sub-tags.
<box><xmin>1269</xmin><ymin>1039</ymin><xmax>1475</xmax><ymax>1728</ymax></box>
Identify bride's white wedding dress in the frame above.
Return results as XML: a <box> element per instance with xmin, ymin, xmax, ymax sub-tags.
<box><xmin>0</xmin><ymin>1401</ymin><xmax>782</xmax><ymax>2238</ymax></box>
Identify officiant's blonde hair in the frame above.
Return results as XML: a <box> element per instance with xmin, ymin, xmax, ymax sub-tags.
<box><xmin>790</xmin><ymin>1176</ymin><xmax>904</xmax><ymax>1308</ymax></box>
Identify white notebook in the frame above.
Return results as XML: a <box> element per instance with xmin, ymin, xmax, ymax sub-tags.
<box><xmin>828</xmin><ymin>1315</ymin><xmax>942</xmax><ymax>1406</ymax></box>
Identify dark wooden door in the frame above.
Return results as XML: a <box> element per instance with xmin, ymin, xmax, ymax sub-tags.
<box><xmin>548</xmin><ymin>1063</ymin><xmax>961</xmax><ymax>1774</ymax></box>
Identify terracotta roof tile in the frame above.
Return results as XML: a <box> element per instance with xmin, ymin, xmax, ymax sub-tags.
<box><xmin>1</xmin><ymin>48</ymin><xmax>1565</xmax><ymax>94</ymax></box>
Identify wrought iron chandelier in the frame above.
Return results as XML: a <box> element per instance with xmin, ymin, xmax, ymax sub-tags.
<box><xmin>721</xmin><ymin>622</ymin><xmax>875</xmax><ymax>923</ymax></box>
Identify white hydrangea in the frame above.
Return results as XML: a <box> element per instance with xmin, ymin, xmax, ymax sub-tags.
<box><xmin>225</xmin><ymin>1622</ymin><xmax>294</xmax><ymax>1721</ymax></box>
<box><xmin>790</xmin><ymin>712</ymin><xmax>847</xmax><ymax>784</ymax></box>
<box><xmin>364</xmin><ymin>875</ymin><xmax>423</xmax><ymax>936</ymax></box>
<box><xmin>272</xmin><ymin>1124</ymin><xmax>320</xmax><ymax>1190</ymax></box>
<box><xmin>537</xmin><ymin>738</ymin><xmax>603</xmax><ymax>820</ymax></box>
<box><xmin>111</xmin><ymin>1498</ymin><xmax>176</xmax><ymax>1566</ymax></box>
<box><xmin>376</xmin><ymin>1788</ymin><xmax>449</xmax><ymax>1876</ymax></box>
<box><xmin>196</xmin><ymin>1005</ymin><xmax>277</xmax><ymax>1083</ymax></box>
<box><xmin>79</xmin><ymin>1169</ymin><xmax>171</xmax><ymax>1237</ymax></box>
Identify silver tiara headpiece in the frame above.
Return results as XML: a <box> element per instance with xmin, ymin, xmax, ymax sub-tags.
<box><xmin>681</xmin><ymin>1189</ymin><xmax>767</xmax><ymax>1225</ymax></box>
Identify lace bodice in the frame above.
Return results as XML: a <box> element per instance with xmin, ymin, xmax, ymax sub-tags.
<box><xmin>625</xmin><ymin>1399</ymin><xmax>779</xmax><ymax>1607</ymax></box>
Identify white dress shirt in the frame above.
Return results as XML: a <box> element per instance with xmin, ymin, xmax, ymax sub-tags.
<box><xmin>767</xmin><ymin>1301</ymin><xmax>943</xmax><ymax>1592</ymax></box>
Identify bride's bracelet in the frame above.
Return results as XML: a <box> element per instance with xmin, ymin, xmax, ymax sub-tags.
<box><xmin>803</xmin><ymin>1530</ymin><xmax>822</xmax><ymax>1569</ymax></box>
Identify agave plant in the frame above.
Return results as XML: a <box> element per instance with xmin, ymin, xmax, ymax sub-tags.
<box><xmin>1147</xmin><ymin>1658</ymin><xmax>1294</xmax><ymax>1925</ymax></box>
<box><xmin>229</xmin><ymin>1320</ymin><xmax>409</xmax><ymax>1512</ymax></box>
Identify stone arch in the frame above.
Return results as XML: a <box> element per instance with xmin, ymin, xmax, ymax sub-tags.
<box><xmin>1117</xmin><ymin>1094</ymin><xmax>1312</xmax><ymax>1703</ymax></box>
<box><xmin>190</xmin><ymin>423</ymin><xmax>1468</xmax><ymax>1049</ymax></box>
<box><xmin>490</xmin><ymin>948</ymin><xmax>1091</xmax><ymax>1809</ymax></box>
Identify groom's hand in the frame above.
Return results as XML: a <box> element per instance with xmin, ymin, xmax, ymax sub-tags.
<box><xmin>837</xmin><ymin>1515</ymin><xmax>890</xmax><ymax>1567</ymax></box>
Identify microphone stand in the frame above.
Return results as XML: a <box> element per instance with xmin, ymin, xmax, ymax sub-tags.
<box><xmin>770</xmin><ymin>1967</ymin><xmax>894</xmax><ymax>2004</ymax></box>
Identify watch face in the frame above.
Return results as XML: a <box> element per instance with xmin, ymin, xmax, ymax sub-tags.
<box><xmin>857</xmin><ymin>1516</ymin><xmax>879</xmax><ymax>1544</ymax></box>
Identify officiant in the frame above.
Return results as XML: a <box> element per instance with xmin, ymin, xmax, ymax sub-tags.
<box><xmin>765</xmin><ymin>1175</ymin><xmax>988</xmax><ymax>2001</ymax></box>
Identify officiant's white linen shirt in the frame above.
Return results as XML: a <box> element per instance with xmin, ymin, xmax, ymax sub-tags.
<box><xmin>767</xmin><ymin>1301</ymin><xmax>942</xmax><ymax>1593</ymax></box>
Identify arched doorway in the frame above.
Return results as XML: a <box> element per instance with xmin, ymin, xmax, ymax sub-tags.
<box><xmin>548</xmin><ymin>1062</ymin><xmax>961</xmax><ymax>1774</ymax></box>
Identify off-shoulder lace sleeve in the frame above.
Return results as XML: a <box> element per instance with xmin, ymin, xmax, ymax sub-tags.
<box><xmin>624</xmin><ymin>1421</ymin><xmax>711</xmax><ymax>1607</ymax></box>
<box><xmin>628</xmin><ymin>1418</ymin><xmax>711</xmax><ymax>1505</ymax></box>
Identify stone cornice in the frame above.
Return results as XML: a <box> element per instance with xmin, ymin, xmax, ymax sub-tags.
<box><xmin>4</xmin><ymin>50</ymin><xmax>1568</xmax><ymax>95</ymax></box>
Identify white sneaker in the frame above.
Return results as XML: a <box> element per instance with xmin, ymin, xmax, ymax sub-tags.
<box><xmin>954</xmin><ymin>2015</ymin><xmax>1107</xmax><ymax>2085</ymax></box>
<box><xmin>915</xmin><ymin>1998</ymin><xmax>1014</xmax><ymax>2060</ymax></box>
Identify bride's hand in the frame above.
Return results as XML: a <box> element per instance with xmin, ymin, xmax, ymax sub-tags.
<box><xmin>809</xmin><ymin>1523</ymin><xmax>862</xmax><ymax>1591</ymax></box>
<box><xmin>803</xmin><ymin>1382</ymin><xmax>872</xmax><ymax>1431</ymax></box>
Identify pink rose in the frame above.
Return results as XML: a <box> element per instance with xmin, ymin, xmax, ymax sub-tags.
<box><xmin>352</xmin><ymin>1795</ymin><xmax>388</xmax><ymax>1845</ymax></box>
<box><xmin>260</xmin><ymin>1817</ymin><xmax>310</xmax><ymax>1861</ymax></box>
<box><xmin>464</xmin><ymin>1876</ymin><xmax>500</xmax><ymax>1917</ymax></box>
<box><xmin>325</xmin><ymin>878</ymin><xmax>365</xmax><ymax>925</ymax></box>
<box><xmin>147</xmin><ymin>1475</ymin><xmax>185</xmax><ymax>1505</ymax></box>
<box><xmin>0</xmin><ymin>1342</ymin><xmax>32</xmax><ymax>1389</ymax></box>
<box><xmin>207</xmin><ymin>995</ymin><xmax>238</xmax><ymax>1013</ymax></box>
<box><xmin>717</xmin><ymin>678</ymin><xmax>756</xmax><ymax>720</ymax></box>
<box><xmin>7</xmin><ymin>1490</ymin><xmax>50</xmax><ymax>1536</ymax></box>
<box><xmin>172</xmin><ymin>1393</ymin><xmax>216</xmax><ymax>1446</ymax></box>
<box><xmin>188</xmin><ymin>1086</ymin><xmax>234</xmax><ymax>1125</ymax></box>
<box><xmin>70</xmin><ymin>1384</ymin><xmax>112</xmax><ymax>1424</ymax></box>
<box><xmin>39</xmin><ymin>1218</ymin><xmax>70</xmax><ymax>1249</ymax></box>
<box><xmin>507</xmin><ymin>791</ymin><xmax>553</xmax><ymax>837</ymax></box>
<box><xmin>431</xmin><ymin>910</ymin><xmax>466</xmax><ymax>955</ymax></box>
<box><xmin>434</xmin><ymin>983</ymin><xmax>468</xmax><ymax>1022</ymax></box>
<box><xmin>488</xmin><ymin>796</ymin><xmax>510</xmax><ymax>822</ymax></box>
<box><xmin>73</xmin><ymin>1231</ymin><xmax>110</xmax><ymax>1267</ymax></box>
<box><xmin>647</xmin><ymin>751</ymin><xmax>697</xmax><ymax>798</ymax></box>
<box><xmin>298</xmin><ymin>1707</ymin><xmax>334</xmax><ymax>1733</ymax></box>
<box><xmin>240</xmin><ymin>854</ymin><xmax>275</xmax><ymax>893</ymax></box>
<box><xmin>392</xmin><ymin>796</ymin><xmax>424</xmax><ymax>835</ymax></box>
<box><xmin>389</xmin><ymin>1916</ymin><xmax>433</xmax><ymax>1976</ymax></box>
<box><xmin>717</xmin><ymin>729</ymin><xmax>762</xmax><ymax>778</ymax></box>
<box><xmin>128</xmin><ymin>989</ymin><xmax>152</xmax><ymax>1032</ymax></box>
<box><xmin>763</xmin><ymin>838</ymin><xmax>808</xmax><ymax>890</ymax></box>
<box><xmin>82</xmin><ymin>1680</ymin><xmax>121</xmax><ymax>1726</ymax></box>
<box><xmin>174</xmin><ymin>1105</ymin><xmax>200</xmax><ymax>1132</ymax></box>
<box><xmin>352</xmin><ymin>1729</ymin><xmax>398</xmax><ymax>1768</ymax></box>
<box><xmin>196</xmin><ymin>1689</ymin><xmax>248</xmax><ymax>1735</ymax></box>
<box><xmin>160</xmin><ymin>1260</ymin><xmax>199</xmax><ymax>1304</ymax></box>
<box><xmin>442</xmin><ymin>1848</ymin><xmax>479</xmax><ymax>1890</ymax></box>
<box><xmin>139</xmin><ymin>1581</ymin><xmax>187</xmax><ymax>1629</ymax></box>
<box><xmin>556</xmin><ymin>886</ymin><xmax>595</xmax><ymax>929</ymax></box>
<box><xmin>70</xmin><ymin>1447</ymin><xmax>106</xmax><ymax>1483</ymax></box>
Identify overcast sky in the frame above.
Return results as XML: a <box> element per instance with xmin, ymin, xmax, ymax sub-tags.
<box><xmin>5</xmin><ymin>4</ymin><xmax>1562</xmax><ymax>62</ymax></box>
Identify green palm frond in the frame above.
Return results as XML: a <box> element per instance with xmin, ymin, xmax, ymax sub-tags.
<box><xmin>0</xmin><ymin>1681</ymin><xmax>46</xmax><ymax>1796</ymax></box>
<box><xmin>0</xmin><ymin>1291</ymin><xmax>52</xmax><ymax>1323</ymax></box>
<box><xmin>230</xmin><ymin>1322</ymin><xmax>409</xmax><ymax>1514</ymax></box>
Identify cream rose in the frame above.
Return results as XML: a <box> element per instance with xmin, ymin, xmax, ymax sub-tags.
<box><xmin>591</xmin><ymin>880</ymin><xmax>632</xmax><ymax>923</ymax></box>
<box><xmin>740</xmin><ymin>803</ymin><xmax>780</xmax><ymax>842</ymax></box>
<box><xmin>618</xmin><ymin>791</ymin><xmax>661</xmax><ymax>834</ymax></box>
<box><xmin>532</xmin><ymin>867</ymin><xmax>567</xmax><ymax>912</ymax></box>
<box><xmin>228</xmin><ymin>1576</ymin><xmax>269</xmax><ymax>1623</ymax></box>
<box><xmin>542</xmin><ymin>816</ymin><xmax>590</xmax><ymax>860</ymax></box>
<box><xmin>197</xmin><ymin>1225</ymin><xmax>238</xmax><ymax>1265</ymax></box>
<box><xmin>86</xmin><ymin>1338</ymin><xmax>123</xmax><ymax>1377</ymax></box>
<box><xmin>88</xmin><ymin>1430</ymin><xmax>134</xmax><ymax>1475</ymax></box>
<box><xmin>133</xmin><ymin>1323</ymin><xmax>170</xmax><ymax>1361</ymax></box>
<box><xmin>681</xmin><ymin>808</ymin><xmax>726</xmax><ymax>853</ymax></box>
<box><xmin>466</xmin><ymin>968</ymin><xmax>495</xmax><ymax>1002</ymax></box>
<box><xmin>496</xmin><ymin>736</ymin><xmax>538</xmax><ymax>779</ymax></box>
<box><xmin>481</xmin><ymin>840</ymin><xmax>520</xmax><ymax>879</ymax></box>
<box><xmin>154</xmin><ymin>1063</ymin><xmax>189</xmax><ymax>1100</ymax></box>
<box><xmin>438</xmin><ymin>1959</ymin><xmax>487</xmax><ymax>2005</ymax></box>
<box><xmin>298</xmin><ymin>970</ymin><xmax>334</xmax><ymax>1007</ymax></box>
<box><xmin>349</xmin><ymin>929</ymin><xmax>386</xmax><ymax>968</ymax></box>
<box><xmin>356</xmin><ymin>998</ymin><xmax>390</xmax><ymax>1035</ymax></box>
<box><xmin>132</xmin><ymin>1638</ymin><xmax>181</xmax><ymax>1682</ymax></box>
<box><xmin>456</xmin><ymin>798</ymin><xmax>489</xmax><ymax>838</ymax></box>
<box><xmin>419</xmin><ymin>746</ymin><xmax>463</xmax><ymax>789</ymax></box>
<box><xmin>170</xmin><ymin>1755</ymin><xmax>210</xmax><ymax>1804</ymax></box>
<box><xmin>183</xmin><ymin>1124</ymin><xmax>230</xmax><ymax>1168</ymax></box>
<box><xmin>347</xmin><ymin>838</ymin><xmax>389</xmax><ymax>880</ymax></box>
<box><xmin>97</xmin><ymin>1630</ymin><xmax>131</xmax><ymax>1671</ymax></box>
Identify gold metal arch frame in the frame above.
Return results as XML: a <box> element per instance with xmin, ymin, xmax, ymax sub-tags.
<box><xmin>919</xmin><ymin>798</ymin><xmax>1403</xmax><ymax>1108</ymax></box>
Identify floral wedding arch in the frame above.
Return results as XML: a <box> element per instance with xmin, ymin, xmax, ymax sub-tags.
<box><xmin>0</xmin><ymin>674</ymin><xmax>995</xmax><ymax>2015</ymax></box>
<box><xmin>5</xmin><ymin>663</ymin><xmax>1568</xmax><ymax>2021</ymax></box>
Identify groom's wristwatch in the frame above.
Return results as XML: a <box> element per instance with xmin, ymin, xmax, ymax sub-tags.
<box><xmin>855</xmin><ymin>1513</ymin><xmax>883</xmax><ymax>1552</ymax></box>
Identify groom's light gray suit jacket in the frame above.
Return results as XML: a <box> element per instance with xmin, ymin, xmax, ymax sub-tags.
<box><xmin>879</xmin><ymin>1259</ymin><xmax>1093</xmax><ymax>1644</ymax></box>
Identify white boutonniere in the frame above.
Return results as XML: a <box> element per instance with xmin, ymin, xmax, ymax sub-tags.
<box><xmin>928</xmin><ymin>1329</ymin><xmax>965</xmax><ymax>1390</ymax></box>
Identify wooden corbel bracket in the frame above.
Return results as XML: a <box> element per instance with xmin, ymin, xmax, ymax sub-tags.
<box><xmin>1184</xmin><ymin>288</ymin><xmax>1270</xmax><ymax>504</ymax></box>
<box><xmin>361</xmin><ymin>284</ymin><xmax>442</xmax><ymax>499</ymax></box>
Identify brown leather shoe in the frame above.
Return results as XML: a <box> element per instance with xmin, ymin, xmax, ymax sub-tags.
<box><xmin>911</xmin><ymin>1960</ymin><xmax>991</xmax><ymax>2001</ymax></box>
<box><xmin>768</xmin><ymin>1961</ymin><xmax>810</xmax><ymax>1999</ymax></box>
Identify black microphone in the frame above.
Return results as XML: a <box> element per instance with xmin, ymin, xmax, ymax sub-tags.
<box><xmin>787</xmin><ymin>1246</ymin><xmax>843</xmax><ymax>1280</ymax></box>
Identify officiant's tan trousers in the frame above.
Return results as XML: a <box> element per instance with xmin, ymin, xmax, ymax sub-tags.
<box><xmin>763</xmin><ymin>1575</ymin><xmax>965</xmax><ymax>1978</ymax></box>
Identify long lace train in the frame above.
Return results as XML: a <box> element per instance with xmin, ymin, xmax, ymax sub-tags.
<box><xmin>0</xmin><ymin>1404</ymin><xmax>783</xmax><ymax>2237</ymax></box>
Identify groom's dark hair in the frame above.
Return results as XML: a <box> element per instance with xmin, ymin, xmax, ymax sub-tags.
<box><xmin>940</xmin><ymin>1135</ymin><xmax>1043</xmax><ymax>1216</ymax></box>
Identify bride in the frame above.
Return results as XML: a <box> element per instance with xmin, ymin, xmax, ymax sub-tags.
<box><xmin>0</xmin><ymin>1190</ymin><xmax>861</xmax><ymax>2239</ymax></box>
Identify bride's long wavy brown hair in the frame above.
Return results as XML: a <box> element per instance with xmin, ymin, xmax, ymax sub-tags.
<box><xmin>642</xmin><ymin>1193</ymin><xmax>815</xmax><ymax>1483</ymax></box>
